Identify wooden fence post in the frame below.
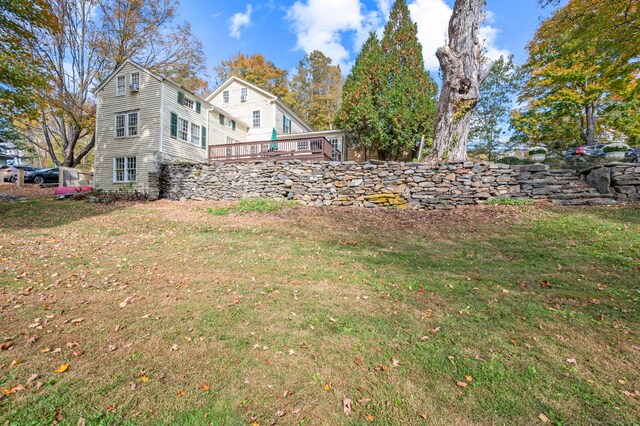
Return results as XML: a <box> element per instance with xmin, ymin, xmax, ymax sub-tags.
<box><xmin>16</xmin><ymin>169</ymin><xmax>25</xmax><ymax>188</ymax></box>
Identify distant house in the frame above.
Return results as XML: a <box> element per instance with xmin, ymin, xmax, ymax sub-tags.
<box><xmin>0</xmin><ymin>137</ymin><xmax>26</xmax><ymax>166</ymax></box>
<box><xmin>94</xmin><ymin>59</ymin><xmax>345</xmax><ymax>192</ymax></box>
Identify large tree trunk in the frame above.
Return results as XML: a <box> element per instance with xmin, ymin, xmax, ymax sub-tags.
<box><xmin>581</xmin><ymin>102</ymin><xmax>597</xmax><ymax>145</ymax></box>
<box><xmin>428</xmin><ymin>0</ymin><xmax>485</xmax><ymax>162</ymax></box>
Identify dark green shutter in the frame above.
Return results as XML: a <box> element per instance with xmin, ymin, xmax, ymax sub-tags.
<box><xmin>231</xmin><ymin>120</ymin><xmax>236</xmax><ymax>131</ymax></box>
<box><xmin>201</xmin><ymin>127</ymin><xmax>206</xmax><ymax>148</ymax></box>
<box><xmin>170</xmin><ymin>112</ymin><xmax>177</xmax><ymax>138</ymax></box>
<box><xmin>219</xmin><ymin>114</ymin><xmax>224</xmax><ymax>125</ymax></box>
<box><xmin>177</xmin><ymin>92</ymin><xmax>184</xmax><ymax>105</ymax></box>
<box><xmin>195</xmin><ymin>101</ymin><xmax>201</xmax><ymax>113</ymax></box>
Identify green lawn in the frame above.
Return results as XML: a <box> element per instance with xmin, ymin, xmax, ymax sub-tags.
<box><xmin>1</xmin><ymin>199</ymin><xmax>638</xmax><ymax>425</ymax></box>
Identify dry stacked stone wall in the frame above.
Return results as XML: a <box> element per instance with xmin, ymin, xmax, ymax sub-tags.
<box><xmin>159</xmin><ymin>160</ymin><xmax>640</xmax><ymax>209</ymax></box>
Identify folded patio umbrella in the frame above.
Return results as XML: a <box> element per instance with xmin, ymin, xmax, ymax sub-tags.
<box><xmin>270</xmin><ymin>128</ymin><xmax>278</xmax><ymax>151</ymax></box>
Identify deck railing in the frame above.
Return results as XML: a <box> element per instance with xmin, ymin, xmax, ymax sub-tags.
<box><xmin>208</xmin><ymin>136</ymin><xmax>341</xmax><ymax>162</ymax></box>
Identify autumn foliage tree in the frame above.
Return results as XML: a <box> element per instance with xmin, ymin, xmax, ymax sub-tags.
<box><xmin>290</xmin><ymin>51</ymin><xmax>343</xmax><ymax>131</ymax></box>
<box><xmin>213</xmin><ymin>53</ymin><xmax>294</xmax><ymax>105</ymax></box>
<box><xmin>512</xmin><ymin>0</ymin><xmax>640</xmax><ymax>148</ymax></box>
<box><xmin>0</xmin><ymin>1</ymin><xmax>57</xmax><ymax>120</ymax></box>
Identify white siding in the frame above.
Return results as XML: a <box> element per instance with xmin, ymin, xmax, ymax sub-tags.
<box><xmin>207</xmin><ymin>112</ymin><xmax>249</xmax><ymax>147</ymax></box>
<box><xmin>209</xmin><ymin>81</ymin><xmax>275</xmax><ymax>141</ymax></box>
<box><xmin>94</xmin><ymin>63</ymin><xmax>161</xmax><ymax>192</ymax></box>
<box><xmin>276</xmin><ymin>106</ymin><xmax>308</xmax><ymax>136</ymax></box>
<box><xmin>161</xmin><ymin>83</ymin><xmax>209</xmax><ymax>162</ymax></box>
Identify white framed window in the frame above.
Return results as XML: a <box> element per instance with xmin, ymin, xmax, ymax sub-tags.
<box><xmin>226</xmin><ymin>120</ymin><xmax>236</xmax><ymax>130</ymax></box>
<box><xmin>115</xmin><ymin>112</ymin><xmax>138</xmax><ymax>138</ymax></box>
<box><xmin>178</xmin><ymin>117</ymin><xmax>189</xmax><ymax>141</ymax></box>
<box><xmin>252</xmin><ymin>110</ymin><xmax>261</xmax><ymax>128</ymax></box>
<box><xmin>283</xmin><ymin>116</ymin><xmax>292</xmax><ymax>134</ymax></box>
<box><xmin>223</xmin><ymin>90</ymin><xmax>229</xmax><ymax>103</ymax></box>
<box><xmin>226</xmin><ymin>136</ymin><xmax>236</xmax><ymax>144</ymax></box>
<box><xmin>113</xmin><ymin>157</ymin><xmax>136</xmax><ymax>182</ymax></box>
<box><xmin>329</xmin><ymin>138</ymin><xmax>341</xmax><ymax>161</ymax></box>
<box><xmin>115</xmin><ymin>114</ymin><xmax>125</xmax><ymax>138</ymax></box>
<box><xmin>116</xmin><ymin>75</ymin><xmax>126</xmax><ymax>96</ymax></box>
<box><xmin>191</xmin><ymin>123</ymin><xmax>200</xmax><ymax>145</ymax></box>
<box><xmin>128</xmin><ymin>112</ymin><xmax>138</xmax><ymax>136</ymax></box>
<box><xmin>241</xmin><ymin>87</ymin><xmax>248</xmax><ymax>101</ymax></box>
<box><xmin>184</xmin><ymin>97</ymin><xmax>194</xmax><ymax>109</ymax></box>
<box><xmin>130</xmin><ymin>72</ymin><xmax>140</xmax><ymax>90</ymax></box>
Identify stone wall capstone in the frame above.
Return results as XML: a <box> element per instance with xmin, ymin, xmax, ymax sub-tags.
<box><xmin>159</xmin><ymin>160</ymin><xmax>640</xmax><ymax>209</ymax></box>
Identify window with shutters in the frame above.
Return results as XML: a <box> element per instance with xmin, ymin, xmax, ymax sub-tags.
<box><xmin>283</xmin><ymin>116</ymin><xmax>292</xmax><ymax>134</ymax></box>
<box><xmin>183</xmin><ymin>97</ymin><xmax>194</xmax><ymax>109</ymax></box>
<box><xmin>190</xmin><ymin>123</ymin><xmax>200</xmax><ymax>145</ymax></box>
<box><xmin>116</xmin><ymin>75</ymin><xmax>126</xmax><ymax>96</ymax></box>
<box><xmin>252</xmin><ymin>110</ymin><xmax>261</xmax><ymax>128</ymax></box>
<box><xmin>178</xmin><ymin>118</ymin><xmax>188</xmax><ymax>141</ymax></box>
<box><xmin>223</xmin><ymin>90</ymin><xmax>229</xmax><ymax>103</ymax></box>
<box><xmin>219</xmin><ymin>114</ymin><xmax>225</xmax><ymax>125</ymax></box>
<box><xmin>113</xmin><ymin>157</ymin><xmax>136</xmax><ymax>182</ymax></box>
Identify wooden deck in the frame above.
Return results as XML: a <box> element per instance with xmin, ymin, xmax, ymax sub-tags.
<box><xmin>208</xmin><ymin>136</ymin><xmax>341</xmax><ymax>162</ymax></box>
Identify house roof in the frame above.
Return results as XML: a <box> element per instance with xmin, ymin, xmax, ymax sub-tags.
<box><xmin>205</xmin><ymin>76</ymin><xmax>277</xmax><ymax>102</ymax></box>
<box><xmin>205</xmin><ymin>75</ymin><xmax>313</xmax><ymax>133</ymax></box>
<box><xmin>94</xmin><ymin>59</ymin><xmax>209</xmax><ymax>104</ymax></box>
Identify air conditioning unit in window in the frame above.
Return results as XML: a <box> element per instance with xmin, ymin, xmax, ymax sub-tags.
<box><xmin>240</xmin><ymin>95</ymin><xmax>247</xmax><ymax>102</ymax></box>
<box><xmin>129</xmin><ymin>84</ymin><xmax>139</xmax><ymax>92</ymax></box>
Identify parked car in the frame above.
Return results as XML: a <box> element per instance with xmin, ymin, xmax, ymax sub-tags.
<box><xmin>563</xmin><ymin>144</ymin><xmax>606</xmax><ymax>159</ymax></box>
<box><xmin>1</xmin><ymin>165</ymin><xmax>40</xmax><ymax>182</ymax></box>
<box><xmin>24</xmin><ymin>168</ymin><xmax>60</xmax><ymax>185</ymax></box>
<box><xmin>626</xmin><ymin>146</ymin><xmax>639</xmax><ymax>162</ymax></box>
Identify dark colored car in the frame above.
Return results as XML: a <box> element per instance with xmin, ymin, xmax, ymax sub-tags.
<box><xmin>1</xmin><ymin>165</ymin><xmax>40</xmax><ymax>182</ymax></box>
<box><xmin>626</xmin><ymin>146</ymin><xmax>639</xmax><ymax>162</ymax></box>
<box><xmin>563</xmin><ymin>144</ymin><xmax>606</xmax><ymax>159</ymax></box>
<box><xmin>25</xmin><ymin>167</ymin><xmax>60</xmax><ymax>185</ymax></box>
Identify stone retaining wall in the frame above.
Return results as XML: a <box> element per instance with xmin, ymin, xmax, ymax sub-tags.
<box><xmin>160</xmin><ymin>160</ymin><xmax>639</xmax><ymax>209</ymax></box>
<box><xmin>585</xmin><ymin>163</ymin><xmax>640</xmax><ymax>202</ymax></box>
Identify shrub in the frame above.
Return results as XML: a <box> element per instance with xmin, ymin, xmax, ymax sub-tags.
<box><xmin>528</xmin><ymin>147</ymin><xmax>547</xmax><ymax>155</ymax></box>
<box><xmin>602</xmin><ymin>143</ymin><xmax>629</xmax><ymax>153</ymax></box>
<box><xmin>67</xmin><ymin>189</ymin><xmax>148</xmax><ymax>204</ymax></box>
<box><xmin>497</xmin><ymin>156</ymin><xmax>533</xmax><ymax>165</ymax></box>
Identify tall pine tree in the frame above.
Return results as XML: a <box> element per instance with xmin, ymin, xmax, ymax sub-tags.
<box><xmin>337</xmin><ymin>0</ymin><xmax>437</xmax><ymax>161</ymax></box>
<box><xmin>335</xmin><ymin>32</ymin><xmax>385</xmax><ymax>159</ymax></box>
<box><xmin>378</xmin><ymin>0</ymin><xmax>438</xmax><ymax>160</ymax></box>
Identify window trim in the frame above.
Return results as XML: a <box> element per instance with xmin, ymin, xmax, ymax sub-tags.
<box><xmin>130</xmin><ymin>72</ymin><xmax>140</xmax><ymax>90</ymax></box>
<box><xmin>113</xmin><ymin>157</ymin><xmax>137</xmax><ymax>183</ymax></box>
<box><xmin>241</xmin><ymin>87</ymin><xmax>248</xmax><ymax>101</ymax></box>
<box><xmin>252</xmin><ymin>110</ymin><xmax>261</xmax><ymax>128</ymax></box>
<box><xmin>190</xmin><ymin>123</ymin><xmax>200</xmax><ymax>145</ymax></box>
<box><xmin>116</xmin><ymin>75</ymin><xmax>126</xmax><ymax>96</ymax></box>
<box><xmin>223</xmin><ymin>90</ymin><xmax>230</xmax><ymax>104</ymax></box>
<box><xmin>114</xmin><ymin>111</ymin><xmax>138</xmax><ymax>138</ymax></box>
<box><xmin>177</xmin><ymin>117</ymin><xmax>189</xmax><ymax>142</ymax></box>
<box><xmin>283</xmin><ymin>115</ymin><xmax>292</xmax><ymax>134</ymax></box>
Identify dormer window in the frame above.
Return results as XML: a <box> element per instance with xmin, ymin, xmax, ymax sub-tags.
<box><xmin>241</xmin><ymin>87</ymin><xmax>248</xmax><ymax>102</ymax></box>
<box><xmin>223</xmin><ymin>90</ymin><xmax>230</xmax><ymax>104</ymax></box>
<box><xmin>116</xmin><ymin>75</ymin><xmax>126</xmax><ymax>96</ymax></box>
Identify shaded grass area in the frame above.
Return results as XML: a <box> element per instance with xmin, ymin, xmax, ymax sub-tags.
<box><xmin>0</xmin><ymin>200</ymin><xmax>638</xmax><ymax>425</ymax></box>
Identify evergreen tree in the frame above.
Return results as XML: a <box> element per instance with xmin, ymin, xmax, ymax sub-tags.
<box><xmin>335</xmin><ymin>32</ymin><xmax>385</xmax><ymax>159</ymax></box>
<box><xmin>290</xmin><ymin>51</ymin><xmax>343</xmax><ymax>131</ymax></box>
<box><xmin>337</xmin><ymin>0</ymin><xmax>437</xmax><ymax>161</ymax></box>
<box><xmin>378</xmin><ymin>0</ymin><xmax>438</xmax><ymax>160</ymax></box>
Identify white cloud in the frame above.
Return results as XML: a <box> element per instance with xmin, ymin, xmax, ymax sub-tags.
<box><xmin>230</xmin><ymin>4</ymin><xmax>253</xmax><ymax>39</ymax></box>
<box><xmin>408</xmin><ymin>0</ymin><xmax>452</xmax><ymax>71</ymax></box>
<box><xmin>286</xmin><ymin>0</ymin><xmax>509</xmax><ymax>72</ymax></box>
<box><xmin>287</xmin><ymin>0</ymin><xmax>364</xmax><ymax>67</ymax></box>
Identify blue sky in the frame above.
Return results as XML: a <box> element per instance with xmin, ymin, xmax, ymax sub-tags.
<box><xmin>178</xmin><ymin>0</ymin><xmax>557</xmax><ymax>86</ymax></box>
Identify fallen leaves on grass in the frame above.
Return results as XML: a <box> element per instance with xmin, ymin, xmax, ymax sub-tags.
<box><xmin>456</xmin><ymin>381</ymin><xmax>468</xmax><ymax>388</ymax></box>
<box><xmin>170</xmin><ymin>344</ymin><xmax>179</xmax><ymax>351</ymax></box>
<box><xmin>0</xmin><ymin>341</ymin><xmax>13</xmax><ymax>351</ymax></box>
<box><xmin>392</xmin><ymin>358</ymin><xmax>400</xmax><ymax>367</ymax></box>
<box><xmin>198</xmin><ymin>383</ymin><xmax>210</xmax><ymax>391</ymax></box>
<box><xmin>55</xmin><ymin>363</ymin><xmax>69</xmax><ymax>373</ymax></box>
<box><xmin>566</xmin><ymin>358</ymin><xmax>577</xmax><ymax>365</ymax></box>
<box><xmin>538</xmin><ymin>413</ymin><xmax>549</xmax><ymax>423</ymax></box>
<box><xmin>140</xmin><ymin>376</ymin><xmax>150</xmax><ymax>383</ymax></box>
<box><xmin>323</xmin><ymin>384</ymin><xmax>332</xmax><ymax>391</ymax></box>
<box><xmin>365</xmin><ymin>414</ymin><xmax>375</xmax><ymax>422</ymax></box>
<box><xmin>176</xmin><ymin>390</ymin><xmax>186</xmax><ymax>397</ymax></box>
